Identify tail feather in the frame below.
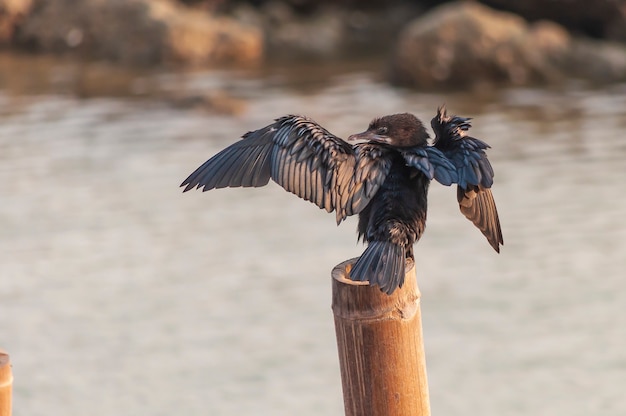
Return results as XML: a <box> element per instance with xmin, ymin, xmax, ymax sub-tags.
<box><xmin>350</xmin><ymin>241</ymin><xmax>405</xmax><ymax>294</ymax></box>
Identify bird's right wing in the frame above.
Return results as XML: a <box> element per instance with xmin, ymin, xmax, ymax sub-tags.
<box><xmin>457</xmin><ymin>186</ymin><xmax>502</xmax><ymax>252</ymax></box>
<box><xmin>400</xmin><ymin>146</ymin><xmax>458</xmax><ymax>185</ymax></box>
<box><xmin>431</xmin><ymin>106</ymin><xmax>503</xmax><ymax>252</ymax></box>
<box><xmin>181</xmin><ymin>115</ymin><xmax>388</xmax><ymax>224</ymax></box>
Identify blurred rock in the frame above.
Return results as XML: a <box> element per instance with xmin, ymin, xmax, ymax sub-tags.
<box><xmin>565</xmin><ymin>39</ymin><xmax>626</xmax><ymax>84</ymax></box>
<box><xmin>0</xmin><ymin>0</ymin><xmax>32</xmax><ymax>44</ymax></box>
<box><xmin>260</xmin><ymin>2</ymin><xmax>344</xmax><ymax>58</ymax></box>
<box><xmin>606</xmin><ymin>12</ymin><xmax>626</xmax><ymax>43</ymax></box>
<box><xmin>13</xmin><ymin>0</ymin><xmax>262</xmax><ymax>66</ymax></box>
<box><xmin>238</xmin><ymin>1</ymin><xmax>420</xmax><ymax>60</ymax></box>
<box><xmin>479</xmin><ymin>0</ymin><xmax>626</xmax><ymax>41</ymax></box>
<box><xmin>391</xmin><ymin>1</ymin><xmax>626</xmax><ymax>89</ymax></box>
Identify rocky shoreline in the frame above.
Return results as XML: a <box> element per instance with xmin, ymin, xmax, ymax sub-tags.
<box><xmin>1</xmin><ymin>0</ymin><xmax>625</xmax><ymax>88</ymax></box>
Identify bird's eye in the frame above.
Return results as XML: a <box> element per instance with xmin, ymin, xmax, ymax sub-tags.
<box><xmin>377</xmin><ymin>126</ymin><xmax>388</xmax><ymax>135</ymax></box>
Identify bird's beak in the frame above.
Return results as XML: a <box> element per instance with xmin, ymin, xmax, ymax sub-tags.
<box><xmin>348</xmin><ymin>131</ymin><xmax>390</xmax><ymax>144</ymax></box>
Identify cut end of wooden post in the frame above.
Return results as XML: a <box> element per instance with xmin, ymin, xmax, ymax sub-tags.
<box><xmin>331</xmin><ymin>257</ymin><xmax>420</xmax><ymax>320</ymax></box>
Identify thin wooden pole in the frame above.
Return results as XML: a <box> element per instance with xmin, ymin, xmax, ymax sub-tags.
<box><xmin>332</xmin><ymin>258</ymin><xmax>430</xmax><ymax>416</ymax></box>
<box><xmin>0</xmin><ymin>350</ymin><xmax>11</xmax><ymax>416</ymax></box>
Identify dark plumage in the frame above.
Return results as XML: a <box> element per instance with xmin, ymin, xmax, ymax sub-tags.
<box><xmin>181</xmin><ymin>106</ymin><xmax>503</xmax><ymax>294</ymax></box>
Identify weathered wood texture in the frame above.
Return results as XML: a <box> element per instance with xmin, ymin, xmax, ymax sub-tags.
<box><xmin>0</xmin><ymin>350</ymin><xmax>12</xmax><ymax>416</ymax></box>
<box><xmin>332</xmin><ymin>258</ymin><xmax>430</xmax><ymax>416</ymax></box>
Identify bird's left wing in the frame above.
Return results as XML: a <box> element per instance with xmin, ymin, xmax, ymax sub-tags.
<box><xmin>431</xmin><ymin>106</ymin><xmax>503</xmax><ymax>252</ymax></box>
<box><xmin>345</xmin><ymin>143</ymin><xmax>394</xmax><ymax>216</ymax></box>
<box><xmin>181</xmin><ymin>122</ymin><xmax>275</xmax><ymax>191</ymax></box>
<box><xmin>181</xmin><ymin>115</ymin><xmax>373</xmax><ymax>223</ymax></box>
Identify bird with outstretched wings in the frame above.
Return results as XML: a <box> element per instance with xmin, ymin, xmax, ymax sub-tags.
<box><xmin>182</xmin><ymin>108</ymin><xmax>502</xmax><ymax>294</ymax></box>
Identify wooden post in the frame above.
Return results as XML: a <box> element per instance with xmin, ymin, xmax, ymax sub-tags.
<box><xmin>332</xmin><ymin>258</ymin><xmax>430</xmax><ymax>416</ymax></box>
<box><xmin>0</xmin><ymin>350</ymin><xmax>11</xmax><ymax>416</ymax></box>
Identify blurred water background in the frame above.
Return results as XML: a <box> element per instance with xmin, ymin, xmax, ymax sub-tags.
<box><xmin>1</xmin><ymin>51</ymin><xmax>626</xmax><ymax>416</ymax></box>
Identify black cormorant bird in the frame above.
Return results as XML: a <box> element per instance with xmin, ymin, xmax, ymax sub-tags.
<box><xmin>181</xmin><ymin>106</ymin><xmax>502</xmax><ymax>294</ymax></box>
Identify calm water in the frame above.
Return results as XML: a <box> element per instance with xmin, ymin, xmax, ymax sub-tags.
<box><xmin>1</xmin><ymin>56</ymin><xmax>626</xmax><ymax>415</ymax></box>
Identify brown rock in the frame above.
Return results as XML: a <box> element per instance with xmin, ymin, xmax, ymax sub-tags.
<box><xmin>149</xmin><ymin>0</ymin><xmax>262</xmax><ymax>65</ymax></box>
<box><xmin>0</xmin><ymin>0</ymin><xmax>33</xmax><ymax>44</ymax></box>
<box><xmin>506</xmin><ymin>21</ymin><xmax>572</xmax><ymax>84</ymax></box>
<box><xmin>565</xmin><ymin>39</ymin><xmax>626</xmax><ymax>84</ymax></box>
<box><xmin>261</xmin><ymin>3</ymin><xmax>344</xmax><ymax>58</ymax></box>
<box><xmin>391</xmin><ymin>2</ymin><xmax>561</xmax><ymax>88</ymax></box>
<box><xmin>14</xmin><ymin>0</ymin><xmax>262</xmax><ymax>66</ymax></box>
<box><xmin>390</xmin><ymin>1</ymin><xmax>626</xmax><ymax>88</ymax></box>
<box><xmin>480</xmin><ymin>0</ymin><xmax>626</xmax><ymax>41</ymax></box>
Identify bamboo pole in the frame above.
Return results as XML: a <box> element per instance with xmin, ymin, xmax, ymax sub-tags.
<box><xmin>0</xmin><ymin>350</ymin><xmax>11</xmax><ymax>416</ymax></box>
<box><xmin>332</xmin><ymin>258</ymin><xmax>430</xmax><ymax>416</ymax></box>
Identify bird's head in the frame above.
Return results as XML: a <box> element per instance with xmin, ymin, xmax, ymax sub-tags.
<box><xmin>348</xmin><ymin>113</ymin><xmax>429</xmax><ymax>148</ymax></box>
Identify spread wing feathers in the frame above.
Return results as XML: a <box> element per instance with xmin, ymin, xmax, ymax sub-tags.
<box><xmin>431</xmin><ymin>105</ymin><xmax>493</xmax><ymax>189</ymax></box>
<box><xmin>181</xmin><ymin>126</ymin><xmax>274</xmax><ymax>192</ymax></box>
<box><xmin>400</xmin><ymin>146</ymin><xmax>458</xmax><ymax>186</ymax></box>
<box><xmin>344</xmin><ymin>144</ymin><xmax>394</xmax><ymax>217</ymax></box>
<box><xmin>458</xmin><ymin>186</ymin><xmax>503</xmax><ymax>252</ymax></box>
<box><xmin>181</xmin><ymin>115</ymin><xmax>390</xmax><ymax>224</ymax></box>
<box><xmin>432</xmin><ymin>105</ymin><xmax>503</xmax><ymax>252</ymax></box>
<box><xmin>269</xmin><ymin>116</ymin><xmax>357</xmax><ymax>223</ymax></box>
